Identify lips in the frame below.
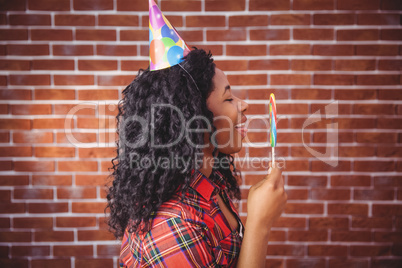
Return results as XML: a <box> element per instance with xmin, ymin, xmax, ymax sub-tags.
<box><xmin>235</xmin><ymin>118</ymin><xmax>248</xmax><ymax>139</ymax></box>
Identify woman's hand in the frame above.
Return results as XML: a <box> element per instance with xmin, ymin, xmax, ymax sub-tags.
<box><xmin>245</xmin><ymin>163</ymin><xmax>287</xmax><ymax>231</ymax></box>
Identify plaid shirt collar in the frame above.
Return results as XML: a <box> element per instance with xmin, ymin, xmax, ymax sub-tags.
<box><xmin>190</xmin><ymin>169</ymin><xmax>227</xmax><ymax>201</ymax></box>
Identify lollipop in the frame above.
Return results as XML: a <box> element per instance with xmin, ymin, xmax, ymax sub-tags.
<box><xmin>269</xmin><ymin>93</ymin><xmax>277</xmax><ymax>165</ymax></box>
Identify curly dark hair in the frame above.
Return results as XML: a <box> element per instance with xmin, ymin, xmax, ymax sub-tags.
<box><xmin>106</xmin><ymin>48</ymin><xmax>242</xmax><ymax>239</ymax></box>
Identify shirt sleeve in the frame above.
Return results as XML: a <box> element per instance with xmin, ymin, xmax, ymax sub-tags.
<box><xmin>137</xmin><ymin>217</ymin><xmax>217</xmax><ymax>268</ymax></box>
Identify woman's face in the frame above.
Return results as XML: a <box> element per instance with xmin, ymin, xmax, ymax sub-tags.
<box><xmin>206</xmin><ymin>68</ymin><xmax>249</xmax><ymax>154</ymax></box>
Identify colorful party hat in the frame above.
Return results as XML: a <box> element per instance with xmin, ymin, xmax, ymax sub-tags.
<box><xmin>149</xmin><ymin>0</ymin><xmax>190</xmax><ymax>71</ymax></box>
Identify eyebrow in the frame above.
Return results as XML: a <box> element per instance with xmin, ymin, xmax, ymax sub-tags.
<box><xmin>222</xmin><ymin>85</ymin><xmax>231</xmax><ymax>96</ymax></box>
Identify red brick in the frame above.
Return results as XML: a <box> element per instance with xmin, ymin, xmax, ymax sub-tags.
<box><xmin>311</xmin><ymin>189</ymin><xmax>350</xmax><ymax>200</ymax></box>
<box><xmin>54</xmin><ymin>104</ymin><xmax>96</xmax><ymax>116</ymax></box>
<box><xmin>335</xmin><ymin>89</ymin><xmax>376</xmax><ymax>100</ymax></box>
<box><xmin>120</xmin><ymin>29</ymin><xmax>148</xmax><ymax>41</ymax></box>
<box><xmin>293</xmin><ymin>0</ymin><xmax>334</xmax><ymax>10</ymax></box>
<box><xmin>357</xmin><ymin>75</ymin><xmax>400</xmax><ymax>85</ymax></box>
<box><xmin>377</xmin><ymin>146</ymin><xmax>402</xmax><ymax>157</ymax></box>
<box><xmin>32</xmin><ymin>259</ymin><xmax>71</xmax><ymax>268</ymax></box>
<box><xmin>332</xmin><ymin>231</ymin><xmax>372</xmax><ymax>242</ymax></box>
<box><xmin>227</xmin><ymin>45</ymin><xmax>266</xmax><ymax>56</ymax></box>
<box><xmin>31</xmin><ymin>29</ymin><xmax>72</xmax><ymax>41</ymax></box>
<box><xmin>338</xmin><ymin>118</ymin><xmax>376</xmax><ymax>129</ymax></box>
<box><xmin>14</xmin><ymin>161</ymin><xmax>54</xmax><ymax>172</ymax></box>
<box><xmin>187</xmin><ymin>16</ymin><xmax>226</xmax><ymax>27</ymax></box>
<box><xmin>270</xmin><ymin>44</ymin><xmax>310</xmax><ymax>55</ymax></box>
<box><xmin>358</xmin><ymin>13</ymin><xmax>400</xmax><ymax>25</ymax></box>
<box><xmin>350</xmin><ymin>245</ymin><xmax>391</xmax><ymax>257</ymax></box>
<box><xmin>266</xmin><ymin>244</ymin><xmax>304</xmax><ymax>256</ymax></box>
<box><xmin>294</xmin><ymin>28</ymin><xmax>334</xmax><ymax>40</ymax></box>
<box><xmin>354</xmin><ymin>104</ymin><xmax>395</xmax><ymax>115</ymax></box>
<box><xmin>56</xmin><ymin>217</ymin><xmax>96</xmax><ymax>228</ymax></box>
<box><xmin>314</xmin><ymin>74</ymin><xmax>354</xmax><ymax>85</ymax></box>
<box><xmin>32</xmin><ymin>175</ymin><xmax>71</xmax><ymax>186</ymax></box>
<box><xmin>249</xmin><ymin>59</ymin><xmax>289</xmax><ymax>70</ymax></box>
<box><xmin>54</xmin><ymin>75</ymin><xmax>94</xmax><ymax>86</ymax></box>
<box><xmin>0</xmin><ymin>60</ymin><xmax>30</xmax><ymax>71</ymax></box>
<box><xmin>373</xmin><ymin>204</ymin><xmax>402</xmax><ymax>216</ymax></box>
<box><xmin>28</xmin><ymin>203</ymin><xmax>68</xmax><ymax>214</ymax></box>
<box><xmin>78</xmin><ymin>60</ymin><xmax>118</xmax><ymax>71</ymax></box>
<box><xmin>35</xmin><ymin>89</ymin><xmax>75</xmax><ymax>100</ymax></box>
<box><xmin>14</xmin><ymin>188</ymin><xmax>53</xmax><ymax>200</ymax></box>
<box><xmin>271</xmin><ymin>14</ymin><xmax>310</xmax><ymax>25</ymax></box>
<box><xmin>73</xmin><ymin>0</ymin><xmax>113</xmax><ymax>10</ymax></box>
<box><xmin>117</xmin><ymin>0</ymin><xmax>147</xmax><ymax>11</ymax></box>
<box><xmin>99</xmin><ymin>15</ymin><xmax>139</xmax><ymax>26</ymax></box>
<box><xmin>208</xmin><ymin>29</ymin><xmax>246</xmax><ymax>41</ymax></box>
<box><xmin>0</xmin><ymin>232</ymin><xmax>31</xmax><ymax>242</ymax></box>
<box><xmin>28</xmin><ymin>0</ymin><xmax>70</xmax><ymax>10</ymax></box>
<box><xmin>76</xmin><ymin>29</ymin><xmax>116</xmax><ymax>41</ymax></box>
<box><xmin>0</xmin><ymin>0</ymin><xmax>26</xmax><ymax>10</ymax></box>
<box><xmin>0</xmin><ymin>175</ymin><xmax>29</xmax><ymax>186</ymax></box>
<box><xmin>338</xmin><ymin>0</ymin><xmax>380</xmax><ymax>10</ymax></box>
<box><xmin>378</xmin><ymin>60</ymin><xmax>402</xmax><ymax>71</ymax></box>
<box><xmin>352</xmin><ymin>216</ymin><xmax>393</xmax><ymax>229</ymax></box>
<box><xmin>10</xmin><ymin>74</ymin><xmax>50</xmax><ymax>86</ymax></box>
<box><xmin>0</xmin><ymin>29</ymin><xmax>28</xmax><ymax>40</ymax></box>
<box><xmin>335</xmin><ymin>59</ymin><xmax>375</xmax><ymax>71</ymax></box>
<box><xmin>121</xmin><ymin>60</ymin><xmax>150</xmax><ymax>71</ymax></box>
<box><xmin>337</xmin><ymin>29</ymin><xmax>379</xmax><ymax>41</ymax></box>
<box><xmin>356</xmin><ymin>45</ymin><xmax>399</xmax><ymax>55</ymax></box>
<box><xmin>72</xmin><ymin>202</ymin><xmax>105</xmax><ymax>213</ymax></box>
<box><xmin>57</xmin><ymin>132</ymin><xmax>97</xmax><ymax>144</ymax></box>
<box><xmin>97</xmin><ymin>245</ymin><xmax>120</xmax><ymax>256</ymax></box>
<box><xmin>309</xmin><ymin>217</ymin><xmax>349</xmax><ymax>229</ymax></box>
<box><xmin>0</xmin><ymin>119</ymin><xmax>31</xmax><ymax>130</ymax></box>
<box><xmin>55</xmin><ymin>14</ymin><xmax>95</xmax><ymax>26</ymax></box>
<box><xmin>229</xmin><ymin>15</ymin><xmax>268</xmax><ymax>27</ymax></box>
<box><xmin>34</xmin><ymin>147</ymin><xmax>75</xmax><ymax>158</ymax></box>
<box><xmin>33</xmin><ymin>59</ymin><xmax>75</xmax><ymax>70</ymax></box>
<box><xmin>292</xmin><ymin>60</ymin><xmax>332</xmax><ymax>71</ymax></box>
<box><xmin>339</xmin><ymin>146</ymin><xmax>375</xmax><ymax>157</ymax></box>
<box><xmin>311</xmin><ymin>244</ymin><xmax>353</xmax><ymax>257</ymax></box>
<box><xmin>75</xmin><ymin>259</ymin><xmax>114</xmax><ymax>267</ymax></box>
<box><xmin>78</xmin><ymin>230</ymin><xmax>114</xmax><ymax>241</ymax></box>
<box><xmin>33</xmin><ymin>230</ymin><xmax>74</xmax><ymax>242</ymax></box>
<box><xmin>58</xmin><ymin>161</ymin><xmax>97</xmax><ymax>172</ymax></box>
<box><xmin>0</xmin><ymin>132</ymin><xmax>9</xmax><ymax>142</ymax></box>
<box><xmin>57</xmin><ymin>187</ymin><xmax>96</xmax><ymax>199</ymax></box>
<box><xmin>291</xmin><ymin>88</ymin><xmax>331</xmax><ymax>100</ymax></box>
<box><xmin>214</xmin><ymin>60</ymin><xmax>249</xmax><ymax>71</ymax></box>
<box><xmin>354</xmin><ymin>189</ymin><xmax>394</xmax><ymax>201</ymax></box>
<box><xmin>288</xmin><ymin>231</ymin><xmax>327</xmax><ymax>241</ymax></box>
<box><xmin>354</xmin><ymin>160</ymin><xmax>394</xmax><ymax>172</ymax></box>
<box><xmin>381</xmin><ymin>0</ymin><xmax>402</xmax><ymax>10</ymax></box>
<box><xmin>53</xmin><ymin>44</ymin><xmax>93</xmax><ymax>56</ymax></box>
<box><xmin>227</xmin><ymin>74</ymin><xmax>267</xmax><ymax>86</ymax></box>
<box><xmin>9</xmin><ymin>14</ymin><xmax>51</xmax><ymax>25</ymax></box>
<box><xmin>54</xmin><ymin>245</ymin><xmax>93</xmax><ymax>257</ymax></box>
<box><xmin>97</xmin><ymin>44</ymin><xmax>136</xmax><ymax>56</ymax></box>
<box><xmin>381</xmin><ymin>29</ymin><xmax>402</xmax><ymax>40</ymax></box>
<box><xmin>250</xmin><ymin>29</ymin><xmax>290</xmax><ymax>40</ymax></box>
<box><xmin>33</xmin><ymin>118</ymin><xmax>71</xmax><ymax>129</ymax></box>
<box><xmin>76</xmin><ymin>174</ymin><xmax>109</xmax><ymax>186</ymax></box>
<box><xmin>314</xmin><ymin>14</ymin><xmax>355</xmax><ymax>25</ymax></box>
<box><xmin>313</xmin><ymin>44</ymin><xmax>354</xmax><ymax>55</ymax></box>
<box><xmin>7</xmin><ymin>45</ymin><xmax>48</xmax><ymax>57</ymax></box>
<box><xmin>0</xmin><ymin>202</ymin><xmax>25</xmax><ymax>213</ymax></box>
<box><xmin>287</xmin><ymin>259</ymin><xmax>326</xmax><ymax>268</ymax></box>
<box><xmin>78</xmin><ymin>148</ymin><xmax>115</xmax><ymax>158</ymax></box>
<box><xmin>13</xmin><ymin>217</ymin><xmax>52</xmax><ymax>229</ymax></box>
<box><xmin>374</xmin><ymin>231</ymin><xmax>402</xmax><ymax>243</ymax></box>
<box><xmin>162</xmin><ymin>0</ymin><xmax>202</xmax><ymax>11</ymax></box>
<box><xmin>328</xmin><ymin>203</ymin><xmax>368</xmax><ymax>215</ymax></box>
<box><xmin>271</xmin><ymin>74</ymin><xmax>310</xmax><ymax>85</ymax></box>
<box><xmin>249</xmin><ymin>0</ymin><xmax>290</xmax><ymax>11</ymax></box>
<box><xmin>285</xmin><ymin>203</ymin><xmax>324</xmax><ymax>214</ymax></box>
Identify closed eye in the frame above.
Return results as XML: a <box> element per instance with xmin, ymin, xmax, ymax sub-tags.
<box><xmin>225</xmin><ymin>98</ymin><xmax>233</xmax><ymax>102</ymax></box>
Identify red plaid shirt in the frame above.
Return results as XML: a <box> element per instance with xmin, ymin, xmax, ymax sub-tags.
<box><xmin>119</xmin><ymin>169</ymin><xmax>244</xmax><ymax>267</ymax></box>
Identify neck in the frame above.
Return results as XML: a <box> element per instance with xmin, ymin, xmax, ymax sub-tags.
<box><xmin>198</xmin><ymin>144</ymin><xmax>216</xmax><ymax>178</ymax></box>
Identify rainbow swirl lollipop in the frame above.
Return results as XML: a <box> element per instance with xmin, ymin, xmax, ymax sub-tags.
<box><xmin>269</xmin><ymin>93</ymin><xmax>277</xmax><ymax>165</ymax></box>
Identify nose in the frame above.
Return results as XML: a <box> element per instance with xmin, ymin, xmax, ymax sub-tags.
<box><xmin>240</xmin><ymin>98</ymin><xmax>248</xmax><ymax>113</ymax></box>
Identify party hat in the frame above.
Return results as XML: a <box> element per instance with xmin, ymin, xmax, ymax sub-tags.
<box><xmin>149</xmin><ymin>0</ymin><xmax>190</xmax><ymax>71</ymax></box>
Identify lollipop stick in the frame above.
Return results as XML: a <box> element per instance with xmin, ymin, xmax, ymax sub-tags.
<box><xmin>272</xmin><ymin>147</ymin><xmax>275</xmax><ymax>166</ymax></box>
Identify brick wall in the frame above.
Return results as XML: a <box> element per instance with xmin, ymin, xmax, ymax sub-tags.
<box><xmin>0</xmin><ymin>0</ymin><xmax>401</xmax><ymax>267</ymax></box>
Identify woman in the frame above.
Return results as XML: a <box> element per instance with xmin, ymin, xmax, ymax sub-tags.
<box><xmin>106</xmin><ymin>48</ymin><xmax>287</xmax><ymax>267</ymax></box>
